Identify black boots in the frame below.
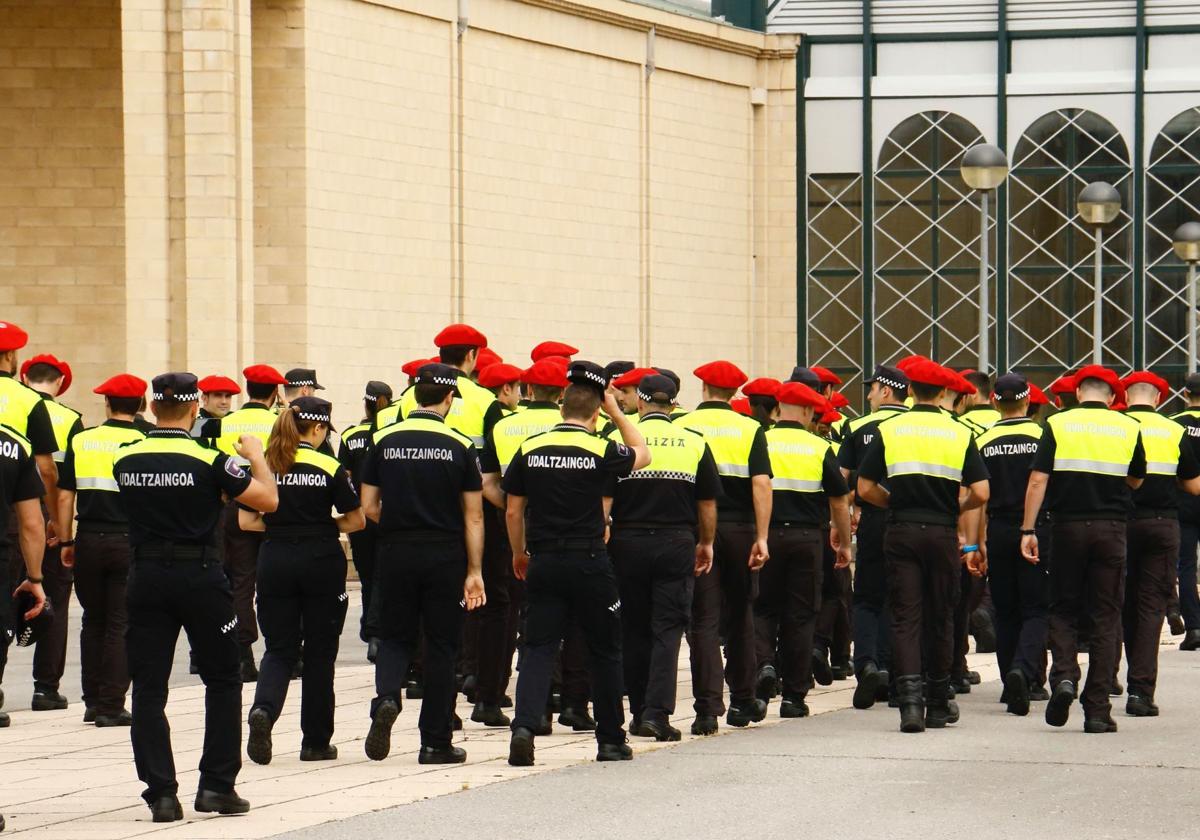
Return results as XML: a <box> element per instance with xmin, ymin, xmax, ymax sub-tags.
<box><xmin>896</xmin><ymin>675</ymin><xmax>924</xmax><ymax>733</ymax></box>
<box><xmin>925</xmin><ymin>677</ymin><xmax>955</xmax><ymax>729</ymax></box>
<box><xmin>853</xmin><ymin>662</ymin><xmax>881</xmax><ymax>710</ymax></box>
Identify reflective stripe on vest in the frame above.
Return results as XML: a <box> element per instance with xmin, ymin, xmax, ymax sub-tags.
<box><xmin>521</xmin><ymin>429</ymin><xmax>609</xmax><ymax>457</ymax></box>
<box><xmin>676</xmin><ymin>407</ymin><xmax>760</xmax><ymax>480</ymax></box>
<box><xmin>215</xmin><ymin>407</ymin><xmax>276</xmax><ymax>463</ymax></box>
<box><xmin>492</xmin><ymin>407</ymin><xmax>561</xmax><ymax>474</ymax></box>
<box><xmin>1129</xmin><ymin>410</ymin><xmax>1184</xmax><ymax>477</ymax></box>
<box><xmin>975</xmin><ymin>420</ymin><xmax>1043</xmax><ymax>450</ymax></box>
<box><xmin>0</xmin><ymin>377</ymin><xmax>44</xmax><ymax>441</ymax></box>
<box><xmin>70</xmin><ymin>425</ymin><xmax>146</xmax><ymax>493</ymax></box>
<box><xmin>113</xmin><ymin>436</ymin><xmax>220</xmax><ymax>466</ymax></box>
<box><xmin>765</xmin><ymin>425</ymin><xmax>828</xmax><ymax>493</ymax></box>
<box><xmin>44</xmin><ymin>400</ymin><xmax>79</xmax><ymax>463</ymax></box>
<box><xmin>396</xmin><ymin>376</ymin><xmax>494</xmax><ymax>447</ymax></box>
<box><xmin>1045</xmin><ymin>407</ymin><xmax>1142</xmax><ymax>477</ymax></box>
<box><xmin>620</xmin><ymin>416</ymin><xmax>706</xmax><ymax>484</ymax></box>
<box><xmin>878</xmin><ymin>411</ymin><xmax>972</xmax><ymax>481</ymax></box>
<box><xmin>371</xmin><ymin>416</ymin><xmax>472</xmax><ymax>448</ymax></box>
<box><xmin>293</xmin><ymin>446</ymin><xmax>340</xmax><ymax>476</ymax></box>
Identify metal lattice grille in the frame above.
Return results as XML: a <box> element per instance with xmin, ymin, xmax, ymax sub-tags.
<box><xmin>1009</xmin><ymin>109</ymin><xmax>1133</xmax><ymax>375</ymax></box>
<box><xmin>807</xmin><ymin>174</ymin><xmax>863</xmax><ymax>410</ymax></box>
<box><xmin>873</xmin><ymin>112</ymin><xmax>992</xmax><ymax>368</ymax></box>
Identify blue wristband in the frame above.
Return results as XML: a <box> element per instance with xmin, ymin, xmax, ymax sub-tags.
<box><xmin>961</xmin><ymin>544</ymin><xmax>979</xmax><ymax>554</ymax></box>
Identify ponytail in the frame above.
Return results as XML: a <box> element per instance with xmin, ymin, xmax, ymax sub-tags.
<box><xmin>266</xmin><ymin>407</ymin><xmax>302</xmax><ymax>475</ymax></box>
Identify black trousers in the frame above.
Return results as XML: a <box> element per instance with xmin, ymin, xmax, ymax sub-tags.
<box><xmin>0</xmin><ymin>546</ymin><xmax>10</xmax><ymax>681</ymax></box>
<box><xmin>853</xmin><ymin>507</ymin><xmax>891</xmax><ymax>673</ymax></box>
<box><xmin>513</xmin><ymin>546</ymin><xmax>624</xmax><ymax>744</ymax></box>
<box><xmin>1048</xmin><ymin>519</ymin><xmax>1126</xmax><ymax>717</ymax></box>
<box><xmin>952</xmin><ymin>569</ymin><xmax>987</xmax><ymax>678</ymax></box>
<box><xmin>1178</xmin><ymin>522</ymin><xmax>1200</xmax><ymax>631</ymax></box>
<box><xmin>223</xmin><ymin>503</ymin><xmax>262</xmax><ymax>647</ymax></box>
<box><xmin>754</xmin><ymin>527</ymin><xmax>823</xmax><ymax>698</ymax></box>
<box><xmin>75</xmin><ymin>531</ymin><xmax>131</xmax><ymax>715</ymax></box>
<box><xmin>349</xmin><ymin>520</ymin><xmax>379</xmax><ymax>641</ymax></box>
<box><xmin>815</xmin><ymin>532</ymin><xmax>852</xmax><ymax>664</ymax></box>
<box><xmin>252</xmin><ymin>538</ymin><xmax>348</xmax><ymax>748</ymax></box>
<box><xmin>610</xmin><ymin>528</ymin><xmax>694</xmax><ymax>725</ymax></box>
<box><xmin>986</xmin><ymin>519</ymin><xmax>1050</xmax><ymax>684</ymax></box>
<box><xmin>885</xmin><ymin>522</ymin><xmax>959</xmax><ymax>680</ymax></box>
<box><xmin>1123</xmin><ymin>517</ymin><xmax>1179</xmax><ymax>699</ymax></box>
<box><xmin>372</xmin><ymin>536</ymin><xmax>465</xmax><ymax>750</ymax></box>
<box><xmin>126</xmin><ymin>552</ymin><xmax>241</xmax><ymax>803</ymax></box>
<box><xmin>471</xmin><ymin>506</ymin><xmax>513</xmax><ymax>705</ymax></box>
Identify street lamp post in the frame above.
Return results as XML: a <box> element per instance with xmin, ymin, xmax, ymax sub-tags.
<box><xmin>961</xmin><ymin>143</ymin><xmax>1009</xmax><ymax>372</ymax></box>
<box><xmin>1174</xmin><ymin>221</ymin><xmax>1200</xmax><ymax>374</ymax></box>
<box><xmin>1077</xmin><ymin>182</ymin><xmax>1123</xmax><ymax>364</ymax></box>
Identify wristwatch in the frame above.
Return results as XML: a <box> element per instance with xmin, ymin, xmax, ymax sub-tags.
<box><xmin>27</xmin><ymin>575</ymin><xmax>43</xmax><ymax>584</ymax></box>
<box><xmin>1019</xmin><ymin>529</ymin><xmax>1036</xmax><ymax>536</ymax></box>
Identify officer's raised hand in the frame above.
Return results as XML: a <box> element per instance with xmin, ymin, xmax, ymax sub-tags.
<box><xmin>600</xmin><ymin>387</ymin><xmax>622</xmax><ymax>419</ymax></box>
<box><xmin>234</xmin><ymin>433</ymin><xmax>265</xmax><ymax>460</ymax></box>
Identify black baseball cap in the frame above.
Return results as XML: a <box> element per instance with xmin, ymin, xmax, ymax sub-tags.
<box><xmin>290</xmin><ymin>396</ymin><xmax>336</xmax><ymax>431</ymax></box>
<box><xmin>637</xmin><ymin>374</ymin><xmax>678</xmax><ymax>404</ymax></box>
<box><xmin>12</xmin><ymin>591</ymin><xmax>54</xmax><ymax>648</ymax></box>
<box><xmin>788</xmin><ymin>366</ymin><xmax>822</xmax><ymax>389</ymax></box>
<box><xmin>568</xmin><ymin>360</ymin><xmax>610</xmax><ymax>394</ymax></box>
<box><xmin>285</xmin><ymin>368</ymin><xmax>324</xmax><ymax>390</ymax></box>
<box><xmin>605</xmin><ymin>360</ymin><xmax>635</xmax><ymax>379</ymax></box>
<box><xmin>654</xmin><ymin>367</ymin><xmax>681</xmax><ymax>390</ymax></box>
<box><xmin>365</xmin><ymin>380</ymin><xmax>393</xmax><ymax>401</ymax></box>
<box><xmin>151</xmin><ymin>372</ymin><xmax>200</xmax><ymax>403</ymax></box>
<box><xmin>1186</xmin><ymin>373</ymin><xmax>1200</xmax><ymax>395</ymax></box>
<box><xmin>864</xmin><ymin>364</ymin><xmax>909</xmax><ymax>390</ymax></box>
<box><xmin>415</xmin><ymin>363</ymin><xmax>462</xmax><ymax>396</ymax></box>
<box><xmin>992</xmin><ymin>372</ymin><xmax>1030</xmax><ymax>401</ymax></box>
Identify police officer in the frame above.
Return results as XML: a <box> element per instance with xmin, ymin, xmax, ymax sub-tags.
<box><xmin>359</xmin><ymin>363</ymin><xmax>486</xmax><ymax>764</ymax></box>
<box><xmin>1118</xmin><ymin>372</ymin><xmax>1200</xmax><ymax>717</ymax></box>
<box><xmin>503</xmin><ymin>361</ymin><xmax>650</xmax><ymax>765</ymax></box>
<box><xmin>676</xmin><ymin>361</ymin><xmax>772</xmax><ymax>734</ymax></box>
<box><xmin>56</xmin><ymin>374</ymin><xmax>148</xmax><ymax>725</ymax></box>
<box><xmin>113</xmin><ymin>372</ymin><xmax>277</xmax><ymax>821</ymax></box>
<box><xmin>754</xmin><ymin>382</ymin><xmax>852</xmax><ymax>718</ymax></box>
<box><xmin>283</xmin><ymin>368</ymin><xmax>322</xmax><ymax>404</ymax></box>
<box><xmin>216</xmin><ymin>364</ymin><xmax>289</xmax><ymax>681</ymax></box>
<box><xmin>479</xmin><ymin>357</ymin><xmax>571</xmax><ymax>728</ymax></box>
<box><xmin>242</xmin><ymin>397</ymin><xmax>364</xmax><ymax>764</ymax></box>
<box><xmin>743</xmin><ymin>378</ymin><xmax>782</xmax><ymax>428</ymax></box>
<box><xmin>18</xmin><ymin>354</ymin><xmax>82</xmax><ymax>711</ymax></box>
<box><xmin>974</xmin><ymin>373</ymin><xmax>1049</xmax><ymax>716</ymax></box>
<box><xmin>195</xmin><ymin>375</ymin><xmax>240</xmax><ymax>440</ymax></box>
<box><xmin>531</xmin><ymin>341</ymin><xmax>579</xmax><ymax>364</ymax></box>
<box><xmin>1020</xmin><ymin>365</ymin><xmax>1145</xmax><ymax>733</ymax></box>
<box><xmin>604</xmin><ymin>367</ymin><xmax>657</xmax><ymax>434</ymax></box>
<box><xmin>836</xmin><ymin>364</ymin><xmax>910</xmax><ymax>709</ymax></box>
<box><xmin>608</xmin><ymin>373</ymin><xmax>720</xmax><ymax>741</ymax></box>
<box><xmin>1173</xmin><ymin>373</ymin><xmax>1200</xmax><ymax>652</ymax></box>
<box><xmin>857</xmin><ymin>359</ymin><xmax>989</xmax><ymax>733</ymax></box>
<box><xmin>958</xmin><ymin>371</ymin><xmax>1001</xmax><ymax>436</ymax></box>
<box><xmin>338</xmin><ymin>380</ymin><xmax>392</xmax><ymax>655</ymax></box>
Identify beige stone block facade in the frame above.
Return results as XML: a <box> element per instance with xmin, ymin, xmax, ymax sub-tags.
<box><xmin>2</xmin><ymin>0</ymin><xmax>796</xmax><ymax>422</ymax></box>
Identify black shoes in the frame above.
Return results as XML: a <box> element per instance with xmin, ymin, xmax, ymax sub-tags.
<box><xmin>1004</xmin><ymin>670</ymin><xmax>1030</xmax><ymax>717</ymax></box>
<box><xmin>1167</xmin><ymin>608</ymin><xmax>1186</xmax><ymax>636</ymax></box>
<box><xmin>419</xmin><ymin>745</ymin><xmax>467</xmax><ymax>765</ymax></box>
<box><xmin>1045</xmin><ymin>680</ymin><xmax>1075</xmax><ymax>727</ymax></box>
<box><xmin>1109</xmin><ymin>681</ymin><xmax>1124</xmax><ymax>697</ymax></box>
<box><xmin>1126</xmin><ymin>693</ymin><xmax>1159</xmax><ymax>717</ymax></box>
<box><xmin>830</xmin><ymin>661</ymin><xmax>851</xmax><ymax>681</ymax></box>
<box><xmin>853</xmin><ymin>662</ymin><xmax>880</xmax><ymax>710</ymax></box>
<box><xmin>634</xmin><ymin>718</ymin><xmax>681</xmax><ymax>741</ymax></box>
<box><xmin>239</xmin><ymin>647</ymin><xmax>258</xmax><ymax>684</ymax></box>
<box><xmin>691</xmin><ymin>714</ymin><xmax>718</xmax><ymax>736</ymax></box>
<box><xmin>967</xmin><ymin>670</ymin><xmax>981</xmax><ymax>685</ymax></box>
<box><xmin>1084</xmin><ymin>714</ymin><xmax>1118</xmax><ymax>733</ymax></box>
<box><xmin>596</xmin><ymin>742</ymin><xmax>633</xmax><ymax>762</ymax></box>
<box><xmin>31</xmin><ymin>691</ymin><xmax>68</xmax><ymax>711</ymax></box>
<box><xmin>405</xmin><ymin>680</ymin><xmax>423</xmax><ymax>700</ymax></box>
<box><xmin>533</xmin><ymin>715</ymin><xmax>553</xmax><ymax>736</ymax></box>
<box><xmin>247</xmin><ymin>707</ymin><xmax>273</xmax><ymax>765</ymax></box>
<box><xmin>508</xmin><ymin>726</ymin><xmax>535</xmax><ymax>766</ymax></box>
<box><xmin>501</xmin><ymin>694</ymin><xmax>513</xmax><ymax>708</ymax></box>
<box><xmin>949</xmin><ymin>674</ymin><xmax>972</xmax><ymax>695</ymax></box>
<box><xmin>924</xmin><ymin>677</ymin><xmax>954</xmax><ymax>729</ymax></box>
<box><xmin>896</xmin><ymin>675</ymin><xmax>924</xmax><ymax>734</ymax></box>
<box><xmin>471</xmin><ymin>703</ymin><xmax>511</xmax><ymax>728</ymax></box>
<box><xmin>726</xmin><ymin>699</ymin><xmax>767</xmax><ymax>728</ymax></box>
<box><xmin>874</xmin><ymin>670</ymin><xmax>891</xmax><ymax>702</ymax></box>
<box><xmin>149</xmin><ymin>795</ymin><xmax>183</xmax><ymax>823</ymax></box>
<box><xmin>1029</xmin><ymin>684</ymin><xmax>1050</xmax><ymax>702</ymax></box>
<box><xmin>462</xmin><ymin>675</ymin><xmax>478</xmax><ymax>704</ymax></box>
<box><xmin>300</xmin><ymin>744</ymin><xmax>338</xmax><ymax>761</ymax></box>
<box><xmin>1181</xmin><ymin>629</ymin><xmax>1200</xmax><ymax>651</ymax></box>
<box><xmin>755</xmin><ymin>664</ymin><xmax>780</xmax><ymax>700</ymax></box>
<box><xmin>811</xmin><ymin>650</ymin><xmax>833</xmax><ymax>686</ymax></box>
<box><xmin>195</xmin><ymin>789</ymin><xmax>250</xmax><ymax>815</ymax></box>
<box><xmin>365</xmin><ymin>699</ymin><xmax>400</xmax><ymax>761</ymax></box>
<box><xmin>83</xmin><ymin>706</ymin><xmax>96</xmax><ymax>723</ymax></box>
<box><xmin>779</xmin><ymin>698</ymin><xmax>810</xmax><ymax>718</ymax></box>
<box><xmin>558</xmin><ymin>706</ymin><xmax>597</xmax><ymax>732</ymax></box>
<box><xmin>94</xmin><ymin>710</ymin><xmax>132</xmax><ymax>727</ymax></box>
<box><xmin>970</xmin><ymin>608</ymin><xmax>997</xmax><ymax>654</ymax></box>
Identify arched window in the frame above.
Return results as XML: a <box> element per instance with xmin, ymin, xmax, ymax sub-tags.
<box><xmin>1009</xmin><ymin>109</ymin><xmax>1132</xmax><ymax>374</ymax></box>
<box><xmin>873</xmin><ymin>111</ymin><xmax>988</xmax><ymax>366</ymax></box>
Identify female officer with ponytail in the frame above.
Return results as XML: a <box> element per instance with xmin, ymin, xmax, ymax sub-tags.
<box><xmin>239</xmin><ymin>396</ymin><xmax>365</xmax><ymax>764</ymax></box>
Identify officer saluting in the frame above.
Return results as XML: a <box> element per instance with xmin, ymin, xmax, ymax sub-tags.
<box><xmin>503</xmin><ymin>361</ymin><xmax>650</xmax><ymax>766</ymax></box>
<box><xmin>113</xmin><ymin>373</ymin><xmax>278</xmax><ymax>822</ymax></box>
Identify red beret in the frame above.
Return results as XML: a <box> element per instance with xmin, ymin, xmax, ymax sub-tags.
<box><xmin>434</xmin><ymin>323</ymin><xmax>487</xmax><ymax>349</ymax></box>
<box><xmin>1048</xmin><ymin>373</ymin><xmax>1077</xmax><ymax>395</ymax></box>
<box><xmin>694</xmin><ymin>360</ymin><xmax>748</xmax><ymax>390</ymax></box>
<box><xmin>475</xmin><ymin>347</ymin><xmax>503</xmax><ymax>371</ymax></box>
<box><xmin>829</xmin><ymin>392</ymin><xmax>850</xmax><ymax>409</ymax></box>
<box><xmin>895</xmin><ymin>354</ymin><xmax>931</xmax><ymax>374</ymax></box>
<box><xmin>612</xmin><ymin>367</ymin><xmax>658</xmax><ymax>389</ymax></box>
<box><xmin>820</xmin><ymin>410</ymin><xmax>843</xmax><ymax>425</ymax></box>
<box><xmin>905</xmin><ymin>359</ymin><xmax>958</xmax><ymax>389</ymax></box>
<box><xmin>742</xmin><ymin>377</ymin><xmax>782</xmax><ymax>398</ymax></box>
<box><xmin>198</xmin><ymin>375</ymin><xmax>241</xmax><ymax>395</ymax></box>
<box><xmin>243</xmin><ymin>364</ymin><xmax>287</xmax><ymax>386</ymax></box>
<box><xmin>950</xmin><ymin>371</ymin><xmax>977</xmax><ymax>395</ymax></box>
<box><xmin>477</xmin><ymin>363</ymin><xmax>522</xmax><ymax>389</ymax></box>
<box><xmin>810</xmin><ymin>365</ymin><xmax>843</xmax><ymax>386</ymax></box>
<box><xmin>1027</xmin><ymin>383</ymin><xmax>1050</xmax><ymax>406</ymax></box>
<box><xmin>402</xmin><ymin>357</ymin><xmax>436</xmax><ymax>378</ymax></box>
<box><xmin>1112</xmin><ymin>400</ymin><xmax>1128</xmax><ymax>412</ymax></box>
<box><xmin>94</xmin><ymin>373</ymin><xmax>147</xmax><ymax>399</ymax></box>
<box><xmin>530</xmin><ymin>341</ymin><xmax>578</xmax><ymax>363</ymax></box>
<box><xmin>1121</xmin><ymin>371</ymin><xmax>1170</xmax><ymax>403</ymax></box>
<box><xmin>20</xmin><ymin>353</ymin><xmax>72</xmax><ymax>395</ymax></box>
<box><xmin>0</xmin><ymin>321</ymin><xmax>28</xmax><ymax>353</ymax></box>
<box><xmin>522</xmin><ymin>358</ymin><xmax>570</xmax><ymax>388</ymax></box>
<box><xmin>730</xmin><ymin>397</ymin><xmax>752</xmax><ymax>416</ymax></box>
<box><xmin>777</xmin><ymin>381</ymin><xmax>825</xmax><ymax>408</ymax></box>
<box><xmin>1074</xmin><ymin>365</ymin><xmax>1122</xmax><ymax>396</ymax></box>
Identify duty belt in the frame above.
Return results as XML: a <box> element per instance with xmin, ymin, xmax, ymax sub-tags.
<box><xmin>527</xmin><ymin>538</ymin><xmax>608</xmax><ymax>552</ymax></box>
<box><xmin>133</xmin><ymin>543</ymin><xmax>212</xmax><ymax>562</ymax></box>
<box><xmin>1131</xmin><ymin>508</ymin><xmax>1178</xmax><ymax>520</ymax></box>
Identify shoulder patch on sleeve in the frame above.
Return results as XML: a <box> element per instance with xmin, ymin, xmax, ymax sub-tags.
<box><xmin>224</xmin><ymin>458</ymin><xmax>247</xmax><ymax>480</ymax></box>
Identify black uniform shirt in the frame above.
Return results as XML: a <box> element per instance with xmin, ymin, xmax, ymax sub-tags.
<box><xmin>362</xmin><ymin>409</ymin><xmax>482</xmax><ymax>535</ymax></box>
<box><xmin>0</xmin><ymin>371</ymin><xmax>57</xmax><ymax>456</ymax></box>
<box><xmin>502</xmin><ymin>423</ymin><xmax>635</xmax><ymax>545</ymax></box>
<box><xmin>1126</xmin><ymin>406</ymin><xmax>1200</xmax><ymax>512</ymax></box>
<box><xmin>1031</xmin><ymin>402</ymin><xmax>1147</xmax><ymax>521</ymax></box>
<box><xmin>261</xmin><ymin>443</ymin><xmax>359</xmax><ymax>538</ymax></box>
<box><xmin>0</xmin><ymin>425</ymin><xmax>45</xmax><ymax>549</ymax></box>
<box><xmin>1173</xmin><ymin>407</ymin><xmax>1200</xmax><ymax>524</ymax></box>
<box><xmin>337</xmin><ymin>420</ymin><xmax>373</xmax><ymax>490</ymax></box>
<box><xmin>836</xmin><ymin>404</ymin><xmax>908</xmax><ymax>510</ymax></box>
<box><xmin>608</xmin><ymin>413</ymin><xmax>721</xmax><ymax>529</ymax></box>
<box><xmin>769</xmin><ymin>421</ymin><xmax>849</xmax><ymax>527</ymax></box>
<box><xmin>113</xmin><ymin>428</ymin><xmax>252</xmax><ymax>547</ymax></box>
<box><xmin>976</xmin><ymin>418</ymin><xmax>1043</xmax><ymax>520</ymax></box>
